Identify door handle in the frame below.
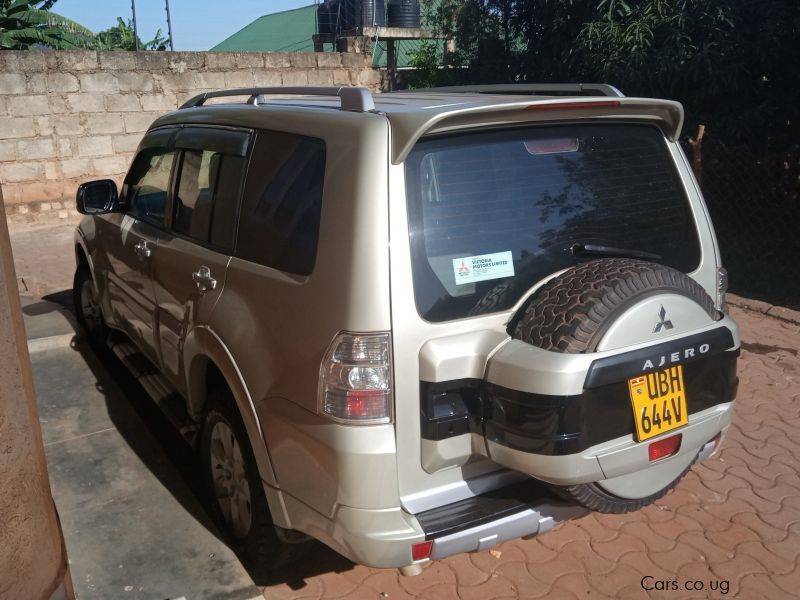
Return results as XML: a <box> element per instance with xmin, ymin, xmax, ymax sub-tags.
<box><xmin>192</xmin><ymin>265</ymin><xmax>217</xmax><ymax>292</ymax></box>
<box><xmin>134</xmin><ymin>240</ymin><xmax>151</xmax><ymax>259</ymax></box>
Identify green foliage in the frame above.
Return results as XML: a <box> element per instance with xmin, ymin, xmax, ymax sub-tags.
<box><xmin>406</xmin><ymin>39</ymin><xmax>454</xmax><ymax>89</ymax></box>
<box><xmin>417</xmin><ymin>0</ymin><xmax>800</xmax><ymax>151</ymax></box>
<box><xmin>406</xmin><ymin>40</ymin><xmax>437</xmax><ymax>88</ymax></box>
<box><xmin>575</xmin><ymin>0</ymin><xmax>799</xmax><ymax>150</ymax></box>
<box><xmin>95</xmin><ymin>17</ymin><xmax>168</xmax><ymax>51</ymax></box>
<box><xmin>0</xmin><ymin>0</ymin><xmax>94</xmax><ymax>49</ymax></box>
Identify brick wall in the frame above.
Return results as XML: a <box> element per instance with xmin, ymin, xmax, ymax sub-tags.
<box><xmin>0</xmin><ymin>50</ymin><xmax>380</xmax><ymax>221</ymax></box>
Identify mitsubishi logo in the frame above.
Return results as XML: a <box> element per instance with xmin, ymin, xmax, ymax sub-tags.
<box><xmin>653</xmin><ymin>305</ymin><xmax>674</xmax><ymax>333</ymax></box>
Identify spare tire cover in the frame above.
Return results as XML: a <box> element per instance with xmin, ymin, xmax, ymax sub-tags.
<box><xmin>507</xmin><ymin>258</ymin><xmax>718</xmax><ymax>512</ymax></box>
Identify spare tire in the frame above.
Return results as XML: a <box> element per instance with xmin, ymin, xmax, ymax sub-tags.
<box><xmin>511</xmin><ymin>258</ymin><xmax>716</xmax><ymax>513</ymax></box>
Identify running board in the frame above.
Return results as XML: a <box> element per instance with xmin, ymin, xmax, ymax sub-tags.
<box><xmin>415</xmin><ymin>480</ymin><xmax>586</xmax><ymax>559</ymax></box>
<box><xmin>109</xmin><ymin>337</ymin><xmax>199</xmax><ymax>447</ymax></box>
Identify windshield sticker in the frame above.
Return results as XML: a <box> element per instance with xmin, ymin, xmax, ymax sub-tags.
<box><xmin>453</xmin><ymin>251</ymin><xmax>515</xmax><ymax>285</ymax></box>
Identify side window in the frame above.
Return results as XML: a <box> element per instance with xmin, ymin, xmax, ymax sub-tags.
<box><xmin>236</xmin><ymin>131</ymin><xmax>326</xmax><ymax>275</ymax></box>
<box><xmin>126</xmin><ymin>148</ymin><xmax>176</xmax><ymax>225</ymax></box>
<box><xmin>173</xmin><ymin>149</ymin><xmax>246</xmax><ymax>249</ymax></box>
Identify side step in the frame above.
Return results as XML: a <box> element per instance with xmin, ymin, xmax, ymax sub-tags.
<box><xmin>415</xmin><ymin>480</ymin><xmax>586</xmax><ymax>559</ymax></box>
<box><xmin>109</xmin><ymin>337</ymin><xmax>199</xmax><ymax>447</ymax></box>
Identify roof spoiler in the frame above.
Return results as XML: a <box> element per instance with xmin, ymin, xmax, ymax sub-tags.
<box><xmin>388</xmin><ymin>97</ymin><xmax>684</xmax><ymax>163</ymax></box>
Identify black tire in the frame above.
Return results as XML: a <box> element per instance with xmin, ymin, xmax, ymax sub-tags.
<box><xmin>512</xmin><ymin>258</ymin><xmax>715</xmax><ymax>513</ymax></box>
<box><xmin>512</xmin><ymin>258</ymin><xmax>716</xmax><ymax>354</ymax></box>
<box><xmin>556</xmin><ymin>455</ymin><xmax>698</xmax><ymax>514</ymax></box>
<box><xmin>200</xmin><ymin>389</ymin><xmax>291</xmax><ymax>573</ymax></box>
<box><xmin>73</xmin><ymin>266</ymin><xmax>108</xmax><ymax>348</ymax></box>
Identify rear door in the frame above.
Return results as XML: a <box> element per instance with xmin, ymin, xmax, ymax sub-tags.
<box><xmin>151</xmin><ymin>126</ymin><xmax>251</xmax><ymax>393</ymax></box>
<box><xmin>389</xmin><ymin>122</ymin><xmax>711</xmax><ymax>510</ymax></box>
<box><xmin>107</xmin><ymin>134</ymin><xmax>178</xmax><ymax>363</ymax></box>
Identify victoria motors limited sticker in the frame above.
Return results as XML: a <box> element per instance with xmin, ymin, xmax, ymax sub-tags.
<box><xmin>452</xmin><ymin>251</ymin><xmax>515</xmax><ymax>285</ymax></box>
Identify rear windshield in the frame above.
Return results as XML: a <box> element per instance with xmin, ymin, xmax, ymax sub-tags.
<box><xmin>405</xmin><ymin>124</ymin><xmax>701</xmax><ymax>322</ymax></box>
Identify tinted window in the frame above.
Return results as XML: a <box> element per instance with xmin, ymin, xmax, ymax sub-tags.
<box><xmin>236</xmin><ymin>131</ymin><xmax>326</xmax><ymax>275</ymax></box>
<box><xmin>405</xmin><ymin>124</ymin><xmax>701</xmax><ymax>322</ymax></box>
<box><xmin>173</xmin><ymin>149</ymin><xmax>245</xmax><ymax>248</ymax></box>
<box><xmin>126</xmin><ymin>149</ymin><xmax>176</xmax><ymax>225</ymax></box>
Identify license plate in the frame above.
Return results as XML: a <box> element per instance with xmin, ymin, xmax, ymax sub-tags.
<box><xmin>628</xmin><ymin>366</ymin><xmax>688</xmax><ymax>442</ymax></box>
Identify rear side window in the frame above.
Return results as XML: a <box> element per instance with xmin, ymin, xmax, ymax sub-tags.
<box><xmin>236</xmin><ymin>131</ymin><xmax>326</xmax><ymax>275</ymax></box>
<box><xmin>405</xmin><ymin>124</ymin><xmax>701</xmax><ymax>322</ymax></box>
<box><xmin>126</xmin><ymin>148</ymin><xmax>177</xmax><ymax>226</ymax></box>
<box><xmin>173</xmin><ymin>149</ymin><xmax>246</xmax><ymax>249</ymax></box>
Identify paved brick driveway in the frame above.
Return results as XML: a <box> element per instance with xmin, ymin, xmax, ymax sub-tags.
<box><xmin>263</xmin><ymin>305</ymin><xmax>800</xmax><ymax>600</ymax></box>
<box><xmin>9</xmin><ymin>224</ymin><xmax>796</xmax><ymax>599</ymax></box>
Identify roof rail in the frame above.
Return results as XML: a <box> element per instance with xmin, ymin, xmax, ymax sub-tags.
<box><xmin>414</xmin><ymin>83</ymin><xmax>625</xmax><ymax>98</ymax></box>
<box><xmin>179</xmin><ymin>86</ymin><xmax>376</xmax><ymax>112</ymax></box>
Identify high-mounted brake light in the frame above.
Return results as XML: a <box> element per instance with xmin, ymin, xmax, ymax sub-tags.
<box><xmin>649</xmin><ymin>434</ymin><xmax>682</xmax><ymax>462</ymax></box>
<box><xmin>318</xmin><ymin>332</ymin><xmax>392</xmax><ymax>424</ymax></box>
<box><xmin>526</xmin><ymin>100</ymin><xmax>621</xmax><ymax>110</ymax></box>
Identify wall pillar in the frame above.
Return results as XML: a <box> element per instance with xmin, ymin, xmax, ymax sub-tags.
<box><xmin>0</xmin><ymin>184</ymin><xmax>74</xmax><ymax>600</ymax></box>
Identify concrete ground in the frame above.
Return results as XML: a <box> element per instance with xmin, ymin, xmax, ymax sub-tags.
<box><xmin>22</xmin><ymin>297</ymin><xmax>262</xmax><ymax>600</ymax></box>
<box><xmin>10</xmin><ymin>223</ymin><xmax>800</xmax><ymax>599</ymax></box>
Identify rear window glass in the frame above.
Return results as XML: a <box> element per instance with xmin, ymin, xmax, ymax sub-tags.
<box><xmin>405</xmin><ymin>124</ymin><xmax>701</xmax><ymax>322</ymax></box>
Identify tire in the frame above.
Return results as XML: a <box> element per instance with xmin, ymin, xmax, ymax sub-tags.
<box><xmin>511</xmin><ymin>258</ymin><xmax>716</xmax><ymax>513</ymax></box>
<box><xmin>200</xmin><ymin>389</ymin><xmax>290</xmax><ymax>573</ymax></box>
<box><xmin>73</xmin><ymin>266</ymin><xmax>108</xmax><ymax>348</ymax></box>
<box><xmin>512</xmin><ymin>258</ymin><xmax>716</xmax><ymax>354</ymax></box>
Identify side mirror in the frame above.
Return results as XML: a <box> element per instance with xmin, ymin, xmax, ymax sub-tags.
<box><xmin>76</xmin><ymin>179</ymin><xmax>119</xmax><ymax>215</ymax></box>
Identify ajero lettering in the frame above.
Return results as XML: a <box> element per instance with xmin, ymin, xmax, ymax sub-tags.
<box><xmin>642</xmin><ymin>343</ymin><xmax>710</xmax><ymax>371</ymax></box>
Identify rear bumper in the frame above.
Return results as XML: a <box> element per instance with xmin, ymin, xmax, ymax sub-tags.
<box><xmin>485</xmin><ymin>343</ymin><xmax>739</xmax><ymax>457</ymax></box>
<box><xmin>274</xmin><ymin>479</ymin><xmax>585</xmax><ymax>568</ymax></box>
<box><xmin>482</xmin><ymin>331</ymin><xmax>738</xmax><ymax>486</ymax></box>
<box><xmin>277</xmin><ymin>399</ymin><xmax>732</xmax><ymax>568</ymax></box>
<box><xmin>488</xmin><ymin>400</ymin><xmax>733</xmax><ymax>486</ymax></box>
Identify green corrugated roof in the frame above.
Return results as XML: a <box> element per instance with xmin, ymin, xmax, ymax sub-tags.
<box><xmin>372</xmin><ymin>39</ymin><xmax>430</xmax><ymax>69</ymax></box>
<box><xmin>210</xmin><ymin>4</ymin><xmax>429</xmax><ymax>67</ymax></box>
<box><xmin>212</xmin><ymin>5</ymin><xmax>318</xmax><ymax>53</ymax></box>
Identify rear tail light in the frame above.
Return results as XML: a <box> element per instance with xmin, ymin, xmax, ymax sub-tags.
<box><xmin>717</xmin><ymin>267</ymin><xmax>729</xmax><ymax>313</ymax></box>
<box><xmin>318</xmin><ymin>332</ymin><xmax>392</xmax><ymax>424</ymax></box>
<box><xmin>649</xmin><ymin>434</ymin><xmax>682</xmax><ymax>462</ymax></box>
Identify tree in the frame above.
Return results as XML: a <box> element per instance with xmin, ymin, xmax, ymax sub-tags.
<box><xmin>0</xmin><ymin>0</ymin><xmax>94</xmax><ymax>49</ymax></box>
<box><xmin>410</xmin><ymin>0</ymin><xmax>800</xmax><ymax>307</ymax></box>
<box><xmin>95</xmin><ymin>17</ymin><xmax>168</xmax><ymax>51</ymax></box>
<box><xmin>414</xmin><ymin>0</ymin><xmax>799</xmax><ymax>150</ymax></box>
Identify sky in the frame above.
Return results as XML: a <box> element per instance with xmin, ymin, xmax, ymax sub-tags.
<box><xmin>55</xmin><ymin>0</ymin><xmax>312</xmax><ymax>50</ymax></box>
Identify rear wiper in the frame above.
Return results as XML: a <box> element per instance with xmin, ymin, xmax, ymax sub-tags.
<box><xmin>570</xmin><ymin>243</ymin><xmax>662</xmax><ymax>261</ymax></box>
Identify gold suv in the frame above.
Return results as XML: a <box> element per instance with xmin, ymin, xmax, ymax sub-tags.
<box><xmin>73</xmin><ymin>84</ymin><xmax>739</xmax><ymax>574</ymax></box>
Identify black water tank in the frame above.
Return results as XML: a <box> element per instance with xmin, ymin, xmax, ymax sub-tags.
<box><xmin>363</xmin><ymin>0</ymin><xmax>386</xmax><ymax>28</ymax></box>
<box><xmin>317</xmin><ymin>0</ymin><xmax>338</xmax><ymax>35</ymax></box>
<box><xmin>387</xmin><ymin>0</ymin><xmax>421</xmax><ymax>28</ymax></box>
<box><xmin>340</xmin><ymin>0</ymin><xmax>386</xmax><ymax>30</ymax></box>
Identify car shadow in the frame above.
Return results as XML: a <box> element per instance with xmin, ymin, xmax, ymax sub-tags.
<box><xmin>54</xmin><ymin>288</ymin><xmax>356</xmax><ymax>589</ymax></box>
<box><xmin>23</xmin><ymin>295</ymin><xmax>71</xmax><ymax>316</ymax></box>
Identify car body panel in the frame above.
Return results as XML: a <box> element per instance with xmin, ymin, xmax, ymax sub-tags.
<box><xmin>152</xmin><ymin>233</ymin><xmax>230</xmax><ymax>393</ymax></box>
<box><xmin>104</xmin><ymin>214</ymin><xmax>162</xmax><ymax>363</ymax></box>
